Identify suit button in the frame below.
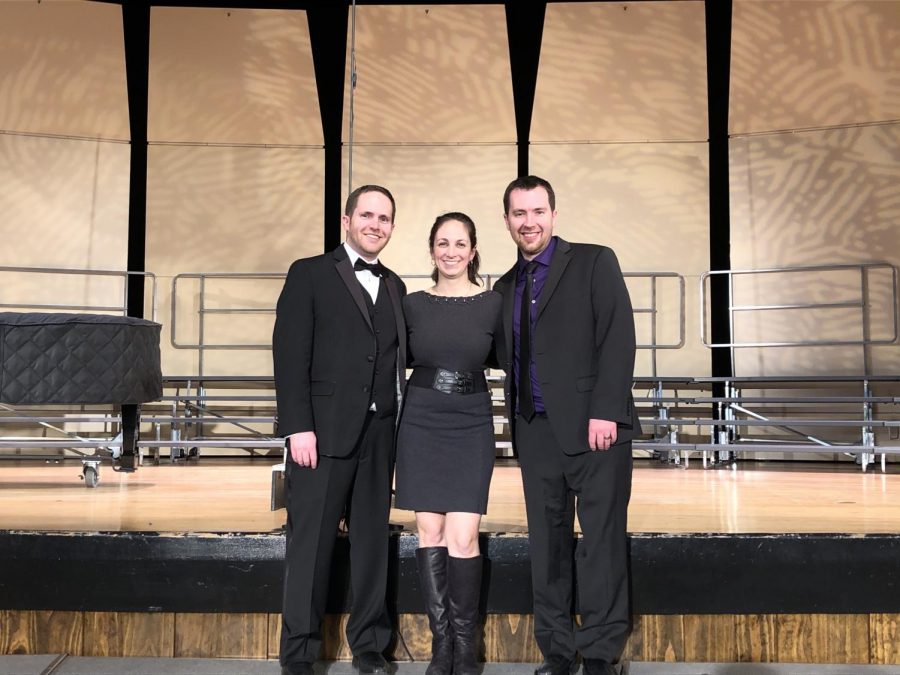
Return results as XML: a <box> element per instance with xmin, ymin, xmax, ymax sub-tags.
<box><xmin>367</xmin><ymin>355</ymin><xmax>375</xmax><ymax>362</ymax></box>
<box><xmin>363</xmin><ymin>385</ymin><xmax>369</xmax><ymax>393</ymax></box>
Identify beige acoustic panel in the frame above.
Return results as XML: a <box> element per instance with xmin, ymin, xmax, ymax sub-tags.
<box><xmin>729</xmin><ymin>123</ymin><xmax>900</xmax><ymax>375</ymax></box>
<box><xmin>731</xmin><ymin>0</ymin><xmax>900</xmax><ymax>135</ymax></box>
<box><xmin>869</xmin><ymin>343</ymin><xmax>900</xmax><ymax>381</ymax></box>
<box><xmin>342</xmin><ymin>5</ymin><xmax>515</xmax><ymax>144</ymax></box>
<box><xmin>149</xmin><ymin>7</ymin><xmax>320</xmax><ymax>146</ymax></box>
<box><xmin>532</xmin><ymin>2</ymin><xmax>708</xmax><ymax>143</ymax></box>
<box><xmin>731</xmin><ymin>341</ymin><xmax>868</xmax><ymax>376</ymax></box>
<box><xmin>341</xmin><ymin>144</ymin><xmax>519</xmax><ymax>281</ymax></box>
<box><xmin>197</xmin><ymin>349</ymin><xmax>276</xmax><ymax>380</ymax></box>
<box><xmin>147</xmin><ymin>145</ymin><xmax>323</xmax><ymax>375</ymax></box>
<box><xmin>729</xmin><ymin>126</ymin><xmax>900</xmax><ymax>273</ymax></box>
<box><xmin>0</xmin><ymin>134</ymin><xmax>130</xmax><ymax>273</ymax></box>
<box><xmin>0</xmin><ymin>0</ymin><xmax>129</xmax><ymax>140</ymax></box>
<box><xmin>530</xmin><ymin>142</ymin><xmax>710</xmax><ymax>377</ymax></box>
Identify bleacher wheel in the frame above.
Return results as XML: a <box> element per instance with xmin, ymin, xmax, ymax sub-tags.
<box><xmin>82</xmin><ymin>465</ymin><xmax>99</xmax><ymax>489</ymax></box>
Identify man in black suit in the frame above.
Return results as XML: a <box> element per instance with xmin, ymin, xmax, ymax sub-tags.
<box><xmin>493</xmin><ymin>176</ymin><xmax>640</xmax><ymax>675</ymax></box>
<box><xmin>273</xmin><ymin>185</ymin><xmax>407</xmax><ymax>675</ymax></box>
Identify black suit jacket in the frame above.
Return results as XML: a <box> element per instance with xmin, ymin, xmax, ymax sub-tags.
<box><xmin>494</xmin><ymin>237</ymin><xmax>640</xmax><ymax>454</ymax></box>
<box><xmin>272</xmin><ymin>245</ymin><xmax>407</xmax><ymax>458</ymax></box>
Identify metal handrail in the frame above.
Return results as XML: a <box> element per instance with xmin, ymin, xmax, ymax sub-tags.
<box><xmin>170</xmin><ymin>272</ymin><xmax>285</xmax><ymax>377</ymax></box>
<box><xmin>170</xmin><ymin>269</ymin><xmax>685</xmax><ymax>376</ymax></box>
<box><xmin>624</xmin><ymin>272</ymin><xmax>685</xmax><ymax>377</ymax></box>
<box><xmin>170</xmin><ymin>272</ymin><xmax>284</xmax><ymax>349</ymax></box>
<box><xmin>0</xmin><ymin>266</ymin><xmax>158</xmax><ymax>321</ymax></box>
<box><xmin>699</xmin><ymin>262</ymin><xmax>898</xmax><ymax>349</ymax></box>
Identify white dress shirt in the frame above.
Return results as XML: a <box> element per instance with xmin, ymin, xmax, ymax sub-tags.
<box><xmin>343</xmin><ymin>242</ymin><xmax>381</xmax><ymax>302</ymax></box>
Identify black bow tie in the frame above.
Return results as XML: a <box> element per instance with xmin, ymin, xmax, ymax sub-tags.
<box><xmin>354</xmin><ymin>259</ymin><xmax>386</xmax><ymax>278</ymax></box>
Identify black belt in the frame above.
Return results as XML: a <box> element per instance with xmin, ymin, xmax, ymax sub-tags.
<box><xmin>409</xmin><ymin>367</ymin><xmax>488</xmax><ymax>395</ymax></box>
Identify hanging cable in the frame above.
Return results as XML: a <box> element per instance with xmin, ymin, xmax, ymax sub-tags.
<box><xmin>347</xmin><ymin>0</ymin><xmax>358</xmax><ymax>194</ymax></box>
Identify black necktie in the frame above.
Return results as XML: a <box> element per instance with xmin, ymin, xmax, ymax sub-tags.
<box><xmin>354</xmin><ymin>259</ymin><xmax>386</xmax><ymax>278</ymax></box>
<box><xmin>519</xmin><ymin>261</ymin><xmax>539</xmax><ymax>421</ymax></box>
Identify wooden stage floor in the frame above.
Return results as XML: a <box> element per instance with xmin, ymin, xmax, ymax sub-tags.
<box><xmin>0</xmin><ymin>459</ymin><xmax>898</xmax><ymax>535</ymax></box>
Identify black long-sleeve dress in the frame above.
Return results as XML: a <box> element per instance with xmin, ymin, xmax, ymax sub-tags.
<box><xmin>394</xmin><ymin>290</ymin><xmax>502</xmax><ymax>514</ymax></box>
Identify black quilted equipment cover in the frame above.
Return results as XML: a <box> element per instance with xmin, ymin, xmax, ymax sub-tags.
<box><xmin>0</xmin><ymin>313</ymin><xmax>162</xmax><ymax>405</ymax></box>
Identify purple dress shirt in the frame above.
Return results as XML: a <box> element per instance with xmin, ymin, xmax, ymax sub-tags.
<box><xmin>512</xmin><ymin>236</ymin><xmax>558</xmax><ymax>415</ymax></box>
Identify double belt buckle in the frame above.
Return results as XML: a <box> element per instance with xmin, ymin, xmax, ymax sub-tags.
<box><xmin>433</xmin><ymin>368</ymin><xmax>473</xmax><ymax>394</ymax></box>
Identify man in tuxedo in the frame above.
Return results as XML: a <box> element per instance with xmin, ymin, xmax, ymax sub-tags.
<box><xmin>493</xmin><ymin>176</ymin><xmax>640</xmax><ymax>675</ymax></box>
<box><xmin>273</xmin><ymin>185</ymin><xmax>407</xmax><ymax>675</ymax></box>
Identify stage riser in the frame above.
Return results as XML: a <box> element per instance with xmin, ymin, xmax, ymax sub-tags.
<box><xmin>2</xmin><ymin>532</ymin><xmax>899</xmax><ymax>614</ymax></box>
<box><xmin>1</xmin><ymin>611</ymin><xmax>898</xmax><ymax>665</ymax></box>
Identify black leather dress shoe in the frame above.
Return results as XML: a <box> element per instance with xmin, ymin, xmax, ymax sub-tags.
<box><xmin>353</xmin><ymin>651</ymin><xmax>388</xmax><ymax>674</ymax></box>
<box><xmin>582</xmin><ymin>658</ymin><xmax>619</xmax><ymax>675</ymax></box>
<box><xmin>281</xmin><ymin>663</ymin><xmax>314</xmax><ymax>675</ymax></box>
<box><xmin>535</xmin><ymin>655</ymin><xmax>579</xmax><ymax>675</ymax></box>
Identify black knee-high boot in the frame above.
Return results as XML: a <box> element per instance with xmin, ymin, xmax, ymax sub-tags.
<box><xmin>448</xmin><ymin>555</ymin><xmax>482</xmax><ymax>675</ymax></box>
<box><xmin>416</xmin><ymin>547</ymin><xmax>453</xmax><ymax>675</ymax></box>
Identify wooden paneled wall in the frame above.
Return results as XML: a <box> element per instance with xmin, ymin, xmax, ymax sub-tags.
<box><xmin>1</xmin><ymin>612</ymin><xmax>898</xmax><ymax>665</ymax></box>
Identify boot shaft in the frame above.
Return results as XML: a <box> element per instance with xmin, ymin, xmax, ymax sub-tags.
<box><xmin>448</xmin><ymin>554</ymin><xmax>483</xmax><ymax>675</ymax></box>
<box><xmin>416</xmin><ymin>546</ymin><xmax>451</xmax><ymax>634</ymax></box>
<box><xmin>417</xmin><ymin>547</ymin><xmax>454</xmax><ymax>675</ymax></box>
<box><xmin>447</xmin><ymin>554</ymin><xmax>482</xmax><ymax>626</ymax></box>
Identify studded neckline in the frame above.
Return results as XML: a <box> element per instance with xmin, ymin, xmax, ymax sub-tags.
<box><xmin>419</xmin><ymin>290</ymin><xmax>493</xmax><ymax>304</ymax></box>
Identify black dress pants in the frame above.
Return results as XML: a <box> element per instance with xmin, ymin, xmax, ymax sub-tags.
<box><xmin>516</xmin><ymin>414</ymin><xmax>632</xmax><ymax>663</ymax></box>
<box><xmin>280</xmin><ymin>412</ymin><xmax>394</xmax><ymax>666</ymax></box>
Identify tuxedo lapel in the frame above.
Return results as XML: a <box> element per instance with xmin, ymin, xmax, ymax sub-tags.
<box><xmin>333</xmin><ymin>247</ymin><xmax>374</xmax><ymax>332</ymax></box>
<box><xmin>536</xmin><ymin>238</ymin><xmax>572</xmax><ymax>321</ymax></box>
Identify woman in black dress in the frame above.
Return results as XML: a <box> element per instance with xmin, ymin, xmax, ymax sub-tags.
<box><xmin>395</xmin><ymin>212</ymin><xmax>501</xmax><ymax>675</ymax></box>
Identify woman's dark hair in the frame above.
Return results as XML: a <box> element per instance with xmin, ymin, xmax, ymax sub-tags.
<box><xmin>428</xmin><ymin>212</ymin><xmax>481</xmax><ymax>285</ymax></box>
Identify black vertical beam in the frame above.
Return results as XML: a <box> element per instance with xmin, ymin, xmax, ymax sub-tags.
<box><xmin>308</xmin><ymin>2</ymin><xmax>349</xmax><ymax>252</ymax></box>
<box><xmin>706</xmin><ymin>0</ymin><xmax>733</xmax><ymax>378</ymax></box>
<box><xmin>122</xmin><ymin>1</ymin><xmax>151</xmax><ymax>318</ymax></box>
<box><xmin>505</xmin><ymin>2</ymin><xmax>546</xmax><ymax>177</ymax></box>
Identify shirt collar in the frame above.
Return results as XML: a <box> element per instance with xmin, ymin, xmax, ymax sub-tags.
<box><xmin>344</xmin><ymin>242</ymin><xmax>379</xmax><ymax>266</ymax></box>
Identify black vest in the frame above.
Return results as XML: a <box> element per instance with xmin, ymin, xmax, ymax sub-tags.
<box><xmin>362</xmin><ymin>281</ymin><xmax>399</xmax><ymax>416</ymax></box>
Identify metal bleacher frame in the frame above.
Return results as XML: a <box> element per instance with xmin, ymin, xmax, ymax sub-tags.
<box><xmin>632</xmin><ymin>375</ymin><xmax>900</xmax><ymax>473</ymax></box>
<box><xmin>3</xmin><ymin>262</ymin><xmax>899</xmax><ymax>489</ymax></box>
<box><xmin>634</xmin><ymin>262</ymin><xmax>900</xmax><ymax>472</ymax></box>
<box><xmin>123</xmin><ymin>262</ymin><xmax>900</xmax><ymax>470</ymax></box>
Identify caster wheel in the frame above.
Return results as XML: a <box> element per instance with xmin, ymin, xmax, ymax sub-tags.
<box><xmin>83</xmin><ymin>466</ymin><xmax>99</xmax><ymax>488</ymax></box>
